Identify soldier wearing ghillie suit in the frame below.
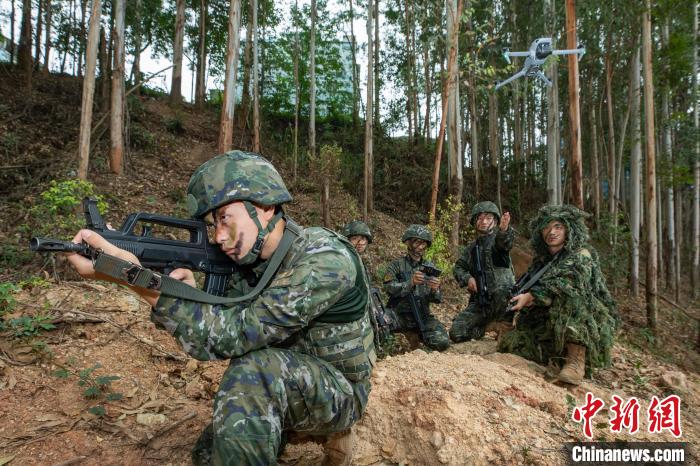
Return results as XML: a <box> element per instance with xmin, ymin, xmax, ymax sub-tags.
<box><xmin>382</xmin><ymin>225</ymin><xmax>450</xmax><ymax>351</ymax></box>
<box><xmin>66</xmin><ymin>151</ymin><xmax>375</xmax><ymax>466</ymax></box>
<box><xmin>342</xmin><ymin>221</ymin><xmax>397</xmax><ymax>356</ymax></box>
<box><xmin>499</xmin><ymin>205</ymin><xmax>617</xmax><ymax>385</ymax></box>
<box><xmin>450</xmin><ymin>201</ymin><xmax>515</xmax><ymax>342</ymax></box>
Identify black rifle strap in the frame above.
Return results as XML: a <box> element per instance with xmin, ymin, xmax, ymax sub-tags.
<box><xmin>516</xmin><ymin>251</ymin><xmax>561</xmax><ymax>294</ymax></box>
<box><xmin>93</xmin><ymin>219</ymin><xmax>302</xmax><ymax>305</ymax></box>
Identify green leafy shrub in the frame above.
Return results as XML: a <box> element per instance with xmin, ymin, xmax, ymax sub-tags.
<box><xmin>9</xmin><ymin>314</ymin><xmax>55</xmax><ymax>337</ymax></box>
<box><xmin>425</xmin><ymin>196</ymin><xmax>464</xmax><ymax>275</ymax></box>
<box><xmin>26</xmin><ymin>179</ymin><xmax>108</xmax><ymax>239</ymax></box>
<box><xmin>129</xmin><ymin>123</ymin><xmax>155</xmax><ymax>149</ymax></box>
<box><xmin>164</xmin><ymin>112</ymin><xmax>185</xmax><ymax>134</ymax></box>
<box><xmin>53</xmin><ymin>362</ymin><xmax>123</xmax><ymax>417</ymax></box>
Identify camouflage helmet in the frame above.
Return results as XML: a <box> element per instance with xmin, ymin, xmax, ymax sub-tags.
<box><xmin>470</xmin><ymin>201</ymin><xmax>501</xmax><ymax>225</ymax></box>
<box><xmin>186</xmin><ymin>150</ymin><xmax>292</xmax><ymax>219</ymax></box>
<box><xmin>401</xmin><ymin>224</ymin><xmax>433</xmax><ymax>245</ymax></box>
<box><xmin>342</xmin><ymin>220</ymin><xmax>373</xmax><ymax>243</ymax></box>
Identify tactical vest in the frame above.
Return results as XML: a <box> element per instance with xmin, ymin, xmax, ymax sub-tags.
<box><xmin>287</xmin><ymin>229</ymin><xmax>376</xmax><ymax>382</ymax></box>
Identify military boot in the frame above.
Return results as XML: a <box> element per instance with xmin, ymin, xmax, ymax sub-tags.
<box><xmin>322</xmin><ymin>428</ymin><xmax>354</xmax><ymax>466</ymax></box>
<box><xmin>558</xmin><ymin>343</ymin><xmax>586</xmax><ymax>385</ymax></box>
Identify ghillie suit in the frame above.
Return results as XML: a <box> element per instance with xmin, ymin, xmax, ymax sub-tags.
<box><xmin>497</xmin><ymin>205</ymin><xmax>617</xmax><ymax>379</ymax></box>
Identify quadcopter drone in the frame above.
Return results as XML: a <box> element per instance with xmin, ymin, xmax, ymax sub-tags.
<box><xmin>494</xmin><ymin>37</ymin><xmax>585</xmax><ymax>90</ymax></box>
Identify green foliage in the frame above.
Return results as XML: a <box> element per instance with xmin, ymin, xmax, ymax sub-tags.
<box><xmin>425</xmin><ymin>196</ymin><xmax>464</xmax><ymax>275</ymax></box>
<box><xmin>9</xmin><ymin>315</ymin><xmax>56</xmax><ymax>337</ymax></box>
<box><xmin>52</xmin><ymin>362</ymin><xmax>123</xmax><ymax>417</ymax></box>
<box><xmin>590</xmin><ymin>213</ymin><xmax>630</xmax><ymax>292</ymax></box>
<box><xmin>129</xmin><ymin>124</ymin><xmax>155</xmax><ymax>149</ymax></box>
<box><xmin>26</xmin><ymin>180</ymin><xmax>108</xmax><ymax>240</ymax></box>
<box><xmin>164</xmin><ymin>113</ymin><xmax>185</xmax><ymax>134</ymax></box>
<box><xmin>0</xmin><ymin>282</ymin><xmax>20</xmax><ymax>314</ymax></box>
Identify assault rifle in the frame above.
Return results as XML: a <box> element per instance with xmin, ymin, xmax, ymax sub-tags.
<box><xmin>30</xmin><ymin>198</ymin><xmax>236</xmax><ymax>296</ymax></box>
<box><xmin>400</xmin><ymin>264</ymin><xmax>442</xmax><ymax>343</ymax></box>
<box><xmin>370</xmin><ymin>287</ymin><xmax>397</xmax><ymax>347</ymax></box>
<box><xmin>504</xmin><ymin>252</ymin><xmax>561</xmax><ymax>324</ymax></box>
<box><xmin>473</xmin><ymin>243</ymin><xmax>490</xmax><ymax>307</ymax></box>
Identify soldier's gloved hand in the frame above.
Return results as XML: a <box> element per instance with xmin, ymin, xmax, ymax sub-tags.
<box><xmin>411</xmin><ymin>271</ymin><xmax>426</xmax><ymax>286</ymax></box>
<box><xmin>170</xmin><ymin>268</ymin><xmax>196</xmax><ymax>287</ymax></box>
<box><xmin>467</xmin><ymin>277</ymin><xmax>477</xmax><ymax>293</ymax></box>
<box><xmin>509</xmin><ymin>292</ymin><xmax>534</xmax><ymax>311</ymax></box>
<box><xmin>427</xmin><ymin>277</ymin><xmax>440</xmax><ymax>291</ymax></box>
<box><xmin>499</xmin><ymin>212</ymin><xmax>511</xmax><ymax>231</ymax></box>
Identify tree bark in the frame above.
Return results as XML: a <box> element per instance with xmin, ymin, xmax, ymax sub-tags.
<box><xmin>374</xmin><ymin>0</ymin><xmax>380</xmax><ymax>132</ymax></box>
<box><xmin>545</xmin><ymin>0</ymin><xmax>560</xmax><ymax>206</ymax></box>
<box><xmin>309</xmin><ymin>0</ymin><xmax>317</xmax><ymax>160</ymax></box>
<box><xmin>252</xmin><ymin>0</ymin><xmax>260</xmax><ymax>153</ymax></box>
<box><xmin>590</xmin><ymin>81</ymin><xmax>601</xmax><ymax>227</ymax></box>
<box><xmin>34</xmin><ymin>0</ymin><xmax>43</xmax><ymax>71</ymax></box>
<box><xmin>240</xmin><ymin>0</ymin><xmax>254</xmax><ymax>128</ymax></box>
<box><xmin>293</xmin><ymin>0</ymin><xmax>300</xmax><ymax>182</ymax></box>
<box><xmin>348</xmin><ymin>0</ymin><xmax>359</xmax><ymax>130</ymax></box>
<box><xmin>78</xmin><ymin>0</ymin><xmax>87</xmax><ymax>76</ymax></box>
<box><xmin>170</xmin><ymin>0</ymin><xmax>186</xmax><ymax>105</ymax></box>
<box><xmin>42</xmin><ymin>0</ymin><xmax>52</xmax><ymax>75</ymax></box>
<box><xmin>566</xmin><ymin>0</ymin><xmax>583</xmax><ymax>209</ymax></box>
<box><xmin>195</xmin><ymin>0</ymin><xmax>207</xmax><ymax>110</ymax></box>
<box><xmin>78</xmin><ymin>0</ymin><xmax>102</xmax><ymax>180</ymax></box>
<box><xmin>19</xmin><ymin>0</ymin><xmax>33</xmax><ymax>93</ymax></box>
<box><xmin>446</xmin><ymin>0</ymin><xmax>462</xmax><ymax>254</ymax></box>
<box><xmin>693</xmin><ymin>1</ymin><xmax>699</xmax><ymax>298</ymax></box>
<box><xmin>109</xmin><ymin>0</ymin><xmax>125</xmax><ymax>175</ymax></box>
<box><xmin>630</xmin><ymin>46</ymin><xmax>641</xmax><ymax>297</ymax></box>
<box><xmin>642</xmin><ymin>0</ymin><xmax>658</xmax><ymax>330</ymax></box>
<box><xmin>10</xmin><ymin>0</ymin><xmax>16</xmax><ymax>64</ymax></box>
<box><xmin>132</xmin><ymin>0</ymin><xmax>142</xmax><ymax>94</ymax></box>
<box><xmin>430</xmin><ymin>0</ymin><xmax>462</xmax><ymax>221</ymax></box>
<box><xmin>363</xmin><ymin>0</ymin><xmax>374</xmax><ymax>221</ymax></box>
<box><xmin>99</xmin><ymin>26</ymin><xmax>109</xmax><ymax>110</ymax></box>
<box><xmin>218</xmin><ymin>0</ymin><xmax>242</xmax><ymax>153</ymax></box>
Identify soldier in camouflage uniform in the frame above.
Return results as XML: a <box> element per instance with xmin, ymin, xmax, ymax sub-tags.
<box><xmin>66</xmin><ymin>151</ymin><xmax>375</xmax><ymax>465</ymax></box>
<box><xmin>499</xmin><ymin>204</ymin><xmax>617</xmax><ymax>385</ymax></box>
<box><xmin>382</xmin><ymin>225</ymin><xmax>450</xmax><ymax>351</ymax></box>
<box><xmin>342</xmin><ymin>221</ymin><xmax>397</xmax><ymax>356</ymax></box>
<box><xmin>451</xmin><ymin>201</ymin><xmax>515</xmax><ymax>342</ymax></box>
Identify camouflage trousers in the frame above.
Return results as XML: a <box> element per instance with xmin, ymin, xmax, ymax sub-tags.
<box><xmin>395</xmin><ymin>311</ymin><xmax>450</xmax><ymax>351</ymax></box>
<box><xmin>497</xmin><ymin>302</ymin><xmax>616</xmax><ymax>377</ymax></box>
<box><xmin>192</xmin><ymin>348</ymin><xmax>370</xmax><ymax>466</ymax></box>
<box><xmin>449</xmin><ymin>301</ymin><xmax>510</xmax><ymax>343</ymax></box>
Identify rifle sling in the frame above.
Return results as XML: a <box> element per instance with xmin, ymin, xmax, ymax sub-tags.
<box><xmin>516</xmin><ymin>251</ymin><xmax>561</xmax><ymax>294</ymax></box>
<box><xmin>93</xmin><ymin>219</ymin><xmax>302</xmax><ymax>305</ymax></box>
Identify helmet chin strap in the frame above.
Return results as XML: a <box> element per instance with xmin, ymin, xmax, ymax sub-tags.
<box><xmin>237</xmin><ymin>201</ymin><xmax>283</xmax><ymax>265</ymax></box>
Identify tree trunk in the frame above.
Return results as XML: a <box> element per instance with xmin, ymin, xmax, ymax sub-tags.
<box><xmin>99</xmin><ymin>26</ymin><xmax>109</xmax><ymax>110</ymax></box>
<box><xmin>42</xmin><ymin>0</ymin><xmax>52</xmax><ymax>75</ymax></box>
<box><xmin>77</xmin><ymin>0</ymin><xmax>102</xmax><ymax>180</ymax></box>
<box><xmin>488</xmin><ymin>92</ymin><xmax>498</xmax><ymax>169</ymax></box>
<box><xmin>252</xmin><ymin>0</ymin><xmax>260</xmax><ymax>153</ymax></box>
<box><xmin>309</xmin><ymin>0</ymin><xmax>317</xmax><ymax>160</ymax></box>
<box><xmin>590</xmin><ymin>81</ymin><xmax>601</xmax><ymax>227</ymax></box>
<box><xmin>403</xmin><ymin>0</ymin><xmax>413</xmax><ymax>145</ymax></box>
<box><xmin>133</xmin><ymin>0</ymin><xmax>142</xmax><ymax>94</ymax></box>
<box><xmin>446</xmin><ymin>0</ymin><xmax>462</xmax><ymax>254</ymax></box>
<box><xmin>348</xmin><ymin>0</ymin><xmax>359</xmax><ymax>130</ymax></box>
<box><xmin>642</xmin><ymin>0</ymin><xmax>658</xmax><ymax>330</ymax></box>
<box><xmin>10</xmin><ymin>0</ymin><xmax>16</xmax><ymax>64</ymax></box>
<box><xmin>470</xmin><ymin>73</ymin><xmax>479</xmax><ymax>198</ymax></box>
<box><xmin>374</xmin><ymin>0</ymin><xmax>380</xmax><ymax>132</ymax></box>
<box><xmin>34</xmin><ymin>0</ymin><xmax>43</xmax><ymax>71</ymax></box>
<box><xmin>79</xmin><ymin>0</ymin><xmax>87</xmax><ymax>76</ymax></box>
<box><xmin>423</xmin><ymin>35</ymin><xmax>431</xmax><ymax>143</ymax></box>
<box><xmin>195</xmin><ymin>0</ymin><xmax>207</xmax><ymax>110</ymax></box>
<box><xmin>217</xmin><ymin>0</ymin><xmax>242</xmax><ymax>153</ymax></box>
<box><xmin>430</xmin><ymin>0</ymin><xmax>462</xmax><ymax>221</ymax></box>
<box><xmin>363</xmin><ymin>0</ymin><xmax>374</xmax><ymax>221</ymax></box>
<box><xmin>170</xmin><ymin>0</ymin><xmax>186</xmax><ymax>105</ymax></box>
<box><xmin>109</xmin><ymin>0</ymin><xmax>125</xmax><ymax>175</ymax></box>
<box><xmin>240</xmin><ymin>0</ymin><xmax>254</xmax><ymax>129</ymax></box>
<box><xmin>693</xmin><ymin>2</ymin><xmax>699</xmax><ymax>298</ymax></box>
<box><xmin>293</xmin><ymin>0</ymin><xmax>300</xmax><ymax>182</ymax></box>
<box><xmin>19</xmin><ymin>0</ymin><xmax>33</xmax><ymax>93</ymax></box>
<box><xmin>566</xmin><ymin>0</ymin><xmax>583</xmax><ymax>209</ymax></box>
<box><xmin>630</xmin><ymin>46</ymin><xmax>641</xmax><ymax>297</ymax></box>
